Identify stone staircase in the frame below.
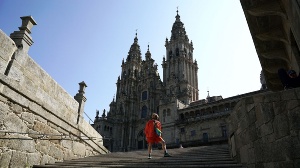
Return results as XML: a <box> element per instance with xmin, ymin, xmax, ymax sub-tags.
<box><xmin>33</xmin><ymin>144</ymin><xmax>244</xmax><ymax>168</ymax></box>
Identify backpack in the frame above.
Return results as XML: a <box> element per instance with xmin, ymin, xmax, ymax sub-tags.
<box><xmin>145</xmin><ymin>120</ymin><xmax>162</xmax><ymax>137</ymax></box>
<box><xmin>144</xmin><ymin>120</ymin><xmax>162</xmax><ymax>137</ymax></box>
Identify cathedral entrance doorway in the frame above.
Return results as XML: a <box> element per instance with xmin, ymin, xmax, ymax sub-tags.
<box><xmin>203</xmin><ymin>133</ymin><xmax>208</xmax><ymax>143</ymax></box>
<box><xmin>137</xmin><ymin>130</ymin><xmax>147</xmax><ymax>149</ymax></box>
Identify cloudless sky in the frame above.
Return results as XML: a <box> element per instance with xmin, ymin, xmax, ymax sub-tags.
<box><xmin>0</xmin><ymin>0</ymin><xmax>261</xmax><ymax>123</ymax></box>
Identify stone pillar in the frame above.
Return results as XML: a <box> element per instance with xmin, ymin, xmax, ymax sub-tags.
<box><xmin>10</xmin><ymin>16</ymin><xmax>37</xmax><ymax>53</ymax></box>
<box><xmin>74</xmin><ymin>81</ymin><xmax>87</xmax><ymax>124</ymax></box>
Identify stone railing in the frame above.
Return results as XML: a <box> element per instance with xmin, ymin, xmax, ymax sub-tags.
<box><xmin>0</xmin><ymin>16</ymin><xmax>108</xmax><ymax>168</ymax></box>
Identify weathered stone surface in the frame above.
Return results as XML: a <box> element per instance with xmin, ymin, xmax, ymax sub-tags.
<box><xmin>248</xmin><ymin>146</ymin><xmax>255</xmax><ymax>164</ymax></box>
<box><xmin>0</xmin><ymin>30</ymin><xmax>108</xmax><ymax>168</ymax></box>
<box><xmin>33</xmin><ymin>120</ymin><xmax>59</xmax><ymax>136</ymax></box>
<box><xmin>28</xmin><ymin>129</ymin><xmax>41</xmax><ymax>139</ymax></box>
<box><xmin>258</xmin><ymin>122</ymin><xmax>273</xmax><ymax>137</ymax></box>
<box><xmin>273</xmin><ymin>101</ymin><xmax>287</xmax><ymax>116</ymax></box>
<box><xmin>294</xmin><ymin>159</ymin><xmax>300</xmax><ymax>168</ymax></box>
<box><xmin>264</xmin><ymin>92</ymin><xmax>281</xmax><ymax>103</ymax></box>
<box><xmin>27</xmin><ymin>152</ymin><xmax>41</xmax><ymax>166</ymax></box>
<box><xmin>260</xmin><ymin>103</ymin><xmax>275</xmax><ymax>124</ymax></box>
<box><xmin>61</xmin><ymin>140</ymin><xmax>72</xmax><ymax>149</ymax></box>
<box><xmin>4</xmin><ymin>112</ymin><xmax>27</xmax><ymax>133</ymax></box>
<box><xmin>0</xmin><ymin>100</ymin><xmax>10</xmax><ymax>123</ymax></box>
<box><xmin>73</xmin><ymin>141</ymin><xmax>86</xmax><ymax>157</ymax></box>
<box><xmin>272</xmin><ymin>136</ymin><xmax>292</xmax><ymax>161</ymax></box>
<box><xmin>272</xmin><ymin>113</ymin><xmax>289</xmax><ymax>139</ymax></box>
<box><xmin>2</xmin><ymin>85</ymin><xmax>29</xmax><ymax>107</ymax></box>
<box><xmin>0</xmin><ymin>94</ymin><xmax>8</xmax><ymax>104</ymax></box>
<box><xmin>0</xmin><ymin>150</ymin><xmax>12</xmax><ymax>168</ymax></box>
<box><xmin>7</xmin><ymin>134</ymin><xmax>35</xmax><ymax>152</ymax></box>
<box><xmin>288</xmin><ymin>106</ymin><xmax>300</xmax><ymax>131</ymax></box>
<box><xmin>28</xmin><ymin>101</ymin><xmax>43</xmax><ymax>115</ymax></box>
<box><xmin>0</xmin><ymin>29</ymin><xmax>16</xmax><ymax>74</ymax></box>
<box><xmin>21</xmin><ymin>111</ymin><xmax>34</xmax><ymax>124</ymax></box>
<box><xmin>247</xmin><ymin>108</ymin><xmax>256</xmax><ymax>125</ymax></box>
<box><xmin>291</xmin><ymin>137</ymin><xmax>300</xmax><ymax>159</ymax></box>
<box><xmin>248</xmin><ymin>124</ymin><xmax>258</xmax><ymax>142</ymax></box>
<box><xmin>48</xmin><ymin>143</ymin><xmax>63</xmax><ymax>160</ymax></box>
<box><xmin>63</xmin><ymin>149</ymin><xmax>75</xmax><ymax>160</ymax></box>
<box><xmin>34</xmin><ymin>113</ymin><xmax>47</xmax><ymax>124</ymax></box>
<box><xmin>236</xmin><ymin>100</ymin><xmax>246</xmax><ymax>120</ymax></box>
<box><xmin>10</xmin><ymin>151</ymin><xmax>27</xmax><ymax>168</ymax></box>
<box><xmin>11</xmin><ymin>102</ymin><xmax>23</xmax><ymax>114</ymax></box>
<box><xmin>274</xmin><ymin>161</ymin><xmax>294</xmax><ymax>168</ymax></box>
<box><xmin>36</xmin><ymin>140</ymin><xmax>50</xmax><ymax>154</ymax></box>
<box><xmin>281</xmin><ymin>89</ymin><xmax>296</xmax><ymax>101</ymax></box>
<box><xmin>263</xmin><ymin>162</ymin><xmax>274</xmax><ymax>168</ymax></box>
<box><xmin>40</xmin><ymin>154</ymin><xmax>55</xmax><ymax>165</ymax></box>
<box><xmin>239</xmin><ymin>144</ymin><xmax>249</xmax><ymax>163</ymax></box>
<box><xmin>287</xmin><ymin>100</ymin><xmax>300</xmax><ymax>112</ymax></box>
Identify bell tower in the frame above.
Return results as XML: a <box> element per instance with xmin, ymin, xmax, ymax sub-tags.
<box><xmin>162</xmin><ymin>9</ymin><xmax>199</xmax><ymax>104</ymax></box>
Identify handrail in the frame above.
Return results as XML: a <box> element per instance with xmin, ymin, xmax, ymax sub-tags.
<box><xmin>84</xmin><ymin>111</ymin><xmax>94</xmax><ymax>124</ymax></box>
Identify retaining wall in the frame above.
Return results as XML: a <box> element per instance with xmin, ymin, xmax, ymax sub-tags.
<box><xmin>228</xmin><ymin>88</ymin><xmax>300</xmax><ymax>167</ymax></box>
<box><xmin>0</xmin><ymin>27</ymin><xmax>108</xmax><ymax>168</ymax></box>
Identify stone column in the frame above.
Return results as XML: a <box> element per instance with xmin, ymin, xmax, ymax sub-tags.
<box><xmin>74</xmin><ymin>81</ymin><xmax>87</xmax><ymax>124</ymax></box>
<box><xmin>10</xmin><ymin>16</ymin><xmax>37</xmax><ymax>53</ymax></box>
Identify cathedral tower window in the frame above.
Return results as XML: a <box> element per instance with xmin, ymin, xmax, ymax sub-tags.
<box><xmin>169</xmin><ymin>51</ymin><xmax>172</xmax><ymax>59</ymax></box>
<box><xmin>191</xmin><ymin>130</ymin><xmax>196</xmax><ymax>136</ymax></box>
<box><xmin>141</xmin><ymin>105</ymin><xmax>147</xmax><ymax>118</ymax></box>
<box><xmin>176</xmin><ymin>48</ymin><xmax>179</xmax><ymax>56</ymax></box>
<box><xmin>179</xmin><ymin>113</ymin><xmax>184</xmax><ymax>120</ymax></box>
<box><xmin>142</xmin><ymin>91</ymin><xmax>148</xmax><ymax>101</ymax></box>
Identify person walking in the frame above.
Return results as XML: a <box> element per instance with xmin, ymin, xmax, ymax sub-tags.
<box><xmin>144</xmin><ymin>113</ymin><xmax>171</xmax><ymax>159</ymax></box>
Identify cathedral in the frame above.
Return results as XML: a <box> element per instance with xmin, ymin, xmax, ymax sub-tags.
<box><xmin>92</xmin><ymin>10</ymin><xmax>247</xmax><ymax>152</ymax></box>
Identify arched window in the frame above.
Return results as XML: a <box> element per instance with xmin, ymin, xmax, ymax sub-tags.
<box><xmin>176</xmin><ymin>48</ymin><xmax>179</xmax><ymax>56</ymax></box>
<box><xmin>180</xmin><ymin>113</ymin><xmax>184</xmax><ymax>120</ymax></box>
<box><xmin>169</xmin><ymin>50</ymin><xmax>172</xmax><ymax>59</ymax></box>
<box><xmin>142</xmin><ymin>91</ymin><xmax>148</xmax><ymax>101</ymax></box>
<box><xmin>141</xmin><ymin>106</ymin><xmax>147</xmax><ymax>118</ymax></box>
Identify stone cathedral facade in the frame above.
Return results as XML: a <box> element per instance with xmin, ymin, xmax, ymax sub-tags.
<box><xmin>92</xmin><ymin>10</ymin><xmax>260</xmax><ymax>152</ymax></box>
<box><xmin>92</xmin><ymin>11</ymin><xmax>199</xmax><ymax>151</ymax></box>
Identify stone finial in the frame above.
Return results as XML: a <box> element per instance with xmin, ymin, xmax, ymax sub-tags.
<box><xmin>19</xmin><ymin>16</ymin><xmax>37</xmax><ymax>34</ymax></box>
<box><xmin>78</xmin><ymin>81</ymin><xmax>87</xmax><ymax>94</ymax></box>
<box><xmin>102</xmin><ymin>109</ymin><xmax>106</xmax><ymax>118</ymax></box>
<box><xmin>10</xmin><ymin>16</ymin><xmax>37</xmax><ymax>52</ymax></box>
<box><xmin>74</xmin><ymin>81</ymin><xmax>87</xmax><ymax>124</ymax></box>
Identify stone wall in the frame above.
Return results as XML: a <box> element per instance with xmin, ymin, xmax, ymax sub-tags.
<box><xmin>228</xmin><ymin>88</ymin><xmax>300</xmax><ymax>167</ymax></box>
<box><xmin>0</xmin><ymin>24</ymin><xmax>108</xmax><ymax>167</ymax></box>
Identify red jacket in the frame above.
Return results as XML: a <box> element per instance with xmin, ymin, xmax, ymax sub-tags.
<box><xmin>144</xmin><ymin>119</ymin><xmax>162</xmax><ymax>138</ymax></box>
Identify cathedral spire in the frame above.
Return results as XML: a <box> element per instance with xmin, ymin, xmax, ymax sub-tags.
<box><xmin>126</xmin><ymin>31</ymin><xmax>142</xmax><ymax>62</ymax></box>
<box><xmin>134</xmin><ymin>29</ymin><xmax>138</xmax><ymax>44</ymax></box>
<box><xmin>145</xmin><ymin>43</ymin><xmax>151</xmax><ymax>60</ymax></box>
<box><xmin>207</xmin><ymin>90</ymin><xmax>210</xmax><ymax>98</ymax></box>
<box><xmin>170</xmin><ymin>8</ymin><xmax>188</xmax><ymax>41</ymax></box>
<box><xmin>175</xmin><ymin>7</ymin><xmax>180</xmax><ymax>22</ymax></box>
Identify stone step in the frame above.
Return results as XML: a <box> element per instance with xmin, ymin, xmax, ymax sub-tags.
<box><xmin>34</xmin><ymin>163</ymin><xmax>244</xmax><ymax>168</ymax></box>
<box><xmin>33</xmin><ymin>144</ymin><xmax>244</xmax><ymax>168</ymax></box>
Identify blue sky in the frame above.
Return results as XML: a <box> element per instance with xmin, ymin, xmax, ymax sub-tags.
<box><xmin>0</xmin><ymin>0</ymin><xmax>261</xmax><ymax>123</ymax></box>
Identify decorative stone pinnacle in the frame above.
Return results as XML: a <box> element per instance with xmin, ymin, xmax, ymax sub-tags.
<box><xmin>10</xmin><ymin>15</ymin><xmax>37</xmax><ymax>52</ymax></box>
<box><xmin>19</xmin><ymin>16</ymin><xmax>37</xmax><ymax>34</ymax></box>
<box><xmin>78</xmin><ymin>81</ymin><xmax>87</xmax><ymax>94</ymax></box>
